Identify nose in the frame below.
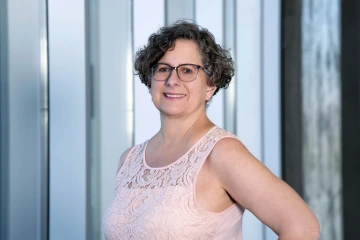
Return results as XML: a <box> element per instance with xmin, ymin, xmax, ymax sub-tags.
<box><xmin>165</xmin><ymin>67</ymin><xmax>181</xmax><ymax>86</ymax></box>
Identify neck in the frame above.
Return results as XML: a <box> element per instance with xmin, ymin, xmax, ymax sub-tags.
<box><xmin>157</xmin><ymin>110</ymin><xmax>213</xmax><ymax>144</ymax></box>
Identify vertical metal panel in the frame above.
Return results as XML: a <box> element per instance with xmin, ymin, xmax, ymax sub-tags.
<box><xmin>134</xmin><ymin>0</ymin><xmax>164</xmax><ymax>144</ymax></box>
<box><xmin>262</xmin><ymin>1</ymin><xmax>281</xmax><ymax>239</ymax></box>
<box><xmin>48</xmin><ymin>0</ymin><xmax>87</xmax><ymax>239</ymax></box>
<box><xmin>262</xmin><ymin>0</ymin><xmax>281</xmax><ymax>178</ymax></box>
<box><xmin>0</xmin><ymin>0</ymin><xmax>9</xmax><ymax>239</ymax></box>
<box><xmin>301</xmin><ymin>0</ymin><xmax>342</xmax><ymax>239</ymax></box>
<box><xmin>96</xmin><ymin>0</ymin><xmax>134</xmax><ymax>239</ymax></box>
<box><xmin>236</xmin><ymin>1</ymin><xmax>262</xmax><ymax>157</ymax></box>
<box><xmin>40</xmin><ymin>0</ymin><xmax>49</xmax><ymax>239</ymax></box>
<box><xmin>165</xmin><ymin>0</ymin><xmax>194</xmax><ymax>25</ymax></box>
<box><xmin>195</xmin><ymin>0</ymin><xmax>225</xmax><ymax>128</ymax></box>
<box><xmin>282</xmin><ymin>0</ymin><xmax>304</xmax><ymax>198</ymax></box>
<box><xmin>342</xmin><ymin>1</ymin><xmax>360</xmax><ymax>239</ymax></box>
<box><xmin>236</xmin><ymin>1</ymin><xmax>264</xmax><ymax>239</ymax></box>
<box><xmin>5</xmin><ymin>0</ymin><xmax>43</xmax><ymax>239</ymax></box>
<box><xmin>88</xmin><ymin>0</ymin><xmax>100</xmax><ymax>239</ymax></box>
<box><xmin>223</xmin><ymin>0</ymin><xmax>237</xmax><ymax>133</ymax></box>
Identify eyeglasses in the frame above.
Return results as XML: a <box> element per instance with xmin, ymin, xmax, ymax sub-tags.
<box><xmin>151</xmin><ymin>63</ymin><xmax>210</xmax><ymax>82</ymax></box>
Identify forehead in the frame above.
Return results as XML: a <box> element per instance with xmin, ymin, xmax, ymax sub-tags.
<box><xmin>159</xmin><ymin>40</ymin><xmax>202</xmax><ymax>65</ymax></box>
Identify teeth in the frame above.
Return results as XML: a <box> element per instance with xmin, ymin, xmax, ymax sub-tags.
<box><xmin>165</xmin><ymin>94</ymin><xmax>185</xmax><ymax>98</ymax></box>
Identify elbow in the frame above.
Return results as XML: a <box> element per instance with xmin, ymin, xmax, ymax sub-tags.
<box><xmin>310</xmin><ymin>218</ymin><xmax>321</xmax><ymax>240</ymax></box>
<box><xmin>299</xmin><ymin>217</ymin><xmax>321</xmax><ymax>240</ymax></box>
<box><xmin>305</xmin><ymin>214</ymin><xmax>321</xmax><ymax>239</ymax></box>
<box><xmin>304</xmin><ymin>220</ymin><xmax>321</xmax><ymax>240</ymax></box>
<box><xmin>279</xmin><ymin>216</ymin><xmax>321</xmax><ymax>240</ymax></box>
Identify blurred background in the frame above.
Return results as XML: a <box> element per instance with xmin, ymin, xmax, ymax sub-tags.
<box><xmin>0</xmin><ymin>0</ymin><xmax>358</xmax><ymax>239</ymax></box>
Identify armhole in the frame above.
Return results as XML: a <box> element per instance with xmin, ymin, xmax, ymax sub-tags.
<box><xmin>115</xmin><ymin>146</ymin><xmax>136</xmax><ymax>178</ymax></box>
<box><xmin>193</xmin><ymin>135</ymin><xmax>239</xmax><ymax>214</ymax></box>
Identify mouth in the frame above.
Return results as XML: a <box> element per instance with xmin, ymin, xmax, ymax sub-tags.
<box><xmin>163</xmin><ymin>93</ymin><xmax>186</xmax><ymax>99</ymax></box>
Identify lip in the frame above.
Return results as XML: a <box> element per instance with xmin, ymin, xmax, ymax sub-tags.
<box><xmin>163</xmin><ymin>92</ymin><xmax>186</xmax><ymax>99</ymax></box>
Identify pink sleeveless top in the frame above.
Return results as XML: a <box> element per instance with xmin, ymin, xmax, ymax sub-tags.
<box><xmin>103</xmin><ymin>126</ymin><xmax>244</xmax><ymax>239</ymax></box>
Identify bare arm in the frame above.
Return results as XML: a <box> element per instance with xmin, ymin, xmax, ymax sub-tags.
<box><xmin>209</xmin><ymin>138</ymin><xmax>320</xmax><ymax>240</ymax></box>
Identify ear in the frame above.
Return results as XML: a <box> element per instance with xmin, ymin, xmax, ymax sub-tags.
<box><xmin>205</xmin><ymin>85</ymin><xmax>217</xmax><ymax>101</ymax></box>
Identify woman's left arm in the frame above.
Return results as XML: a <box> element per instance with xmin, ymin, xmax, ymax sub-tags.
<box><xmin>209</xmin><ymin>138</ymin><xmax>320</xmax><ymax>240</ymax></box>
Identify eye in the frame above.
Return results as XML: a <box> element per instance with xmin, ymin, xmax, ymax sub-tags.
<box><xmin>155</xmin><ymin>65</ymin><xmax>170</xmax><ymax>73</ymax></box>
<box><xmin>180</xmin><ymin>66</ymin><xmax>196</xmax><ymax>75</ymax></box>
<box><xmin>158</xmin><ymin>67</ymin><xmax>169</xmax><ymax>72</ymax></box>
<box><xmin>183</xmin><ymin>68</ymin><xmax>193</xmax><ymax>74</ymax></box>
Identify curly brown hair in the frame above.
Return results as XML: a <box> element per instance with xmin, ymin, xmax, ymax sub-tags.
<box><xmin>134</xmin><ymin>20</ymin><xmax>235</xmax><ymax>97</ymax></box>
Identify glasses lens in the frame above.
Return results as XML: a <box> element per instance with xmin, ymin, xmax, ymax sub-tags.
<box><xmin>178</xmin><ymin>64</ymin><xmax>198</xmax><ymax>82</ymax></box>
<box><xmin>153</xmin><ymin>64</ymin><xmax>171</xmax><ymax>81</ymax></box>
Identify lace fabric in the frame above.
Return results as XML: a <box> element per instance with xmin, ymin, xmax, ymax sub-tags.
<box><xmin>103</xmin><ymin>126</ymin><xmax>244</xmax><ymax>240</ymax></box>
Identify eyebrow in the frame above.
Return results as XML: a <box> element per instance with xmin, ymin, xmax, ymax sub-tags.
<box><xmin>157</xmin><ymin>62</ymin><xmax>202</xmax><ymax>67</ymax></box>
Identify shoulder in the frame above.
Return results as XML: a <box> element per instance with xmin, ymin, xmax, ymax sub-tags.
<box><xmin>207</xmin><ymin>129</ymin><xmax>264</xmax><ymax>174</ymax></box>
<box><xmin>209</xmin><ymin>135</ymin><xmax>257</xmax><ymax>169</ymax></box>
<box><xmin>208</xmin><ymin>127</ymin><xmax>249</xmax><ymax>162</ymax></box>
<box><xmin>116</xmin><ymin>147</ymin><xmax>134</xmax><ymax>174</ymax></box>
<box><xmin>116</xmin><ymin>140</ymin><xmax>150</xmax><ymax>174</ymax></box>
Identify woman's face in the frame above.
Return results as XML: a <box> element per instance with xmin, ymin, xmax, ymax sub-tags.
<box><xmin>149</xmin><ymin>40</ymin><xmax>216</xmax><ymax>118</ymax></box>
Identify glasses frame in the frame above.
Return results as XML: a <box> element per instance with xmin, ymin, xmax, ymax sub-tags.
<box><xmin>151</xmin><ymin>62</ymin><xmax>210</xmax><ymax>82</ymax></box>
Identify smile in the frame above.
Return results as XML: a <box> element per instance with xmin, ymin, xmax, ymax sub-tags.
<box><xmin>164</xmin><ymin>93</ymin><xmax>186</xmax><ymax>98</ymax></box>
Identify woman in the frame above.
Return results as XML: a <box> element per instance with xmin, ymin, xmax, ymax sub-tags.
<box><xmin>103</xmin><ymin>21</ymin><xmax>320</xmax><ymax>239</ymax></box>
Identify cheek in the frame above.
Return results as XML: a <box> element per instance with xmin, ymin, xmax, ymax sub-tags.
<box><xmin>149</xmin><ymin>83</ymin><xmax>163</xmax><ymax>98</ymax></box>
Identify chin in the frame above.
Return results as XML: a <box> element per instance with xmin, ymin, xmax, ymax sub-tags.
<box><xmin>159</xmin><ymin>107</ymin><xmax>185</xmax><ymax>117</ymax></box>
